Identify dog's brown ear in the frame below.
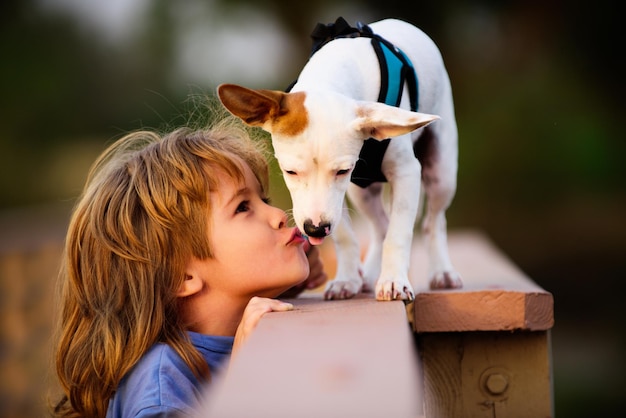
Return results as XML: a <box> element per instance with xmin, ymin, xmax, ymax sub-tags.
<box><xmin>217</xmin><ymin>84</ymin><xmax>284</xmax><ymax>127</ymax></box>
<box><xmin>353</xmin><ymin>102</ymin><xmax>440</xmax><ymax>140</ymax></box>
<box><xmin>217</xmin><ymin>84</ymin><xmax>308</xmax><ymax>136</ymax></box>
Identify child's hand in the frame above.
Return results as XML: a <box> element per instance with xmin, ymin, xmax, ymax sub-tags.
<box><xmin>232</xmin><ymin>297</ymin><xmax>293</xmax><ymax>356</ymax></box>
<box><xmin>279</xmin><ymin>240</ymin><xmax>328</xmax><ymax>298</ymax></box>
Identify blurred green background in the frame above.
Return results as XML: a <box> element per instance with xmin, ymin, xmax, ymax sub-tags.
<box><xmin>1</xmin><ymin>0</ymin><xmax>624</xmax><ymax>417</ymax></box>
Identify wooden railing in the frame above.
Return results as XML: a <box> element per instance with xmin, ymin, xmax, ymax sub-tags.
<box><xmin>200</xmin><ymin>230</ymin><xmax>554</xmax><ymax>418</ymax></box>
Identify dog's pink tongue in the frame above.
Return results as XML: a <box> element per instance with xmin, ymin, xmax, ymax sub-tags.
<box><xmin>307</xmin><ymin>236</ymin><xmax>325</xmax><ymax>246</ymax></box>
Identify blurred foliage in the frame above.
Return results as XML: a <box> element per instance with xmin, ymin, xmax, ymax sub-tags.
<box><xmin>0</xmin><ymin>0</ymin><xmax>623</xmax><ymax>208</ymax></box>
<box><xmin>0</xmin><ymin>0</ymin><xmax>200</xmax><ymax>206</ymax></box>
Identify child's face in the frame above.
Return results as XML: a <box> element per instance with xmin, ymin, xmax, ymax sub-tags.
<box><xmin>201</xmin><ymin>157</ymin><xmax>310</xmax><ymax>298</ymax></box>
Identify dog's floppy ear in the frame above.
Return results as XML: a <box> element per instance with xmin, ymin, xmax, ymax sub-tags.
<box><xmin>217</xmin><ymin>83</ymin><xmax>283</xmax><ymax>127</ymax></box>
<box><xmin>217</xmin><ymin>84</ymin><xmax>308</xmax><ymax>136</ymax></box>
<box><xmin>352</xmin><ymin>102</ymin><xmax>440</xmax><ymax>140</ymax></box>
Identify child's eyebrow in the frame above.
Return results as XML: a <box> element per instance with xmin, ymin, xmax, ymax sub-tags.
<box><xmin>224</xmin><ymin>187</ymin><xmax>250</xmax><ymax>208</ymax></box>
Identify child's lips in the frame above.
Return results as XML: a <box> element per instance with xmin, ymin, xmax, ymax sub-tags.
<box><xmin>287</xmin><ymin>228</ymin><xmax>306</xmax><ymax>246</ymax></box>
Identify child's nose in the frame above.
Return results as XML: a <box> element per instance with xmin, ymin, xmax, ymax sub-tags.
<box><xmin>270</xmin><ymin>206</ymin><xmax>288</xmax><ymax>229</ymax></box>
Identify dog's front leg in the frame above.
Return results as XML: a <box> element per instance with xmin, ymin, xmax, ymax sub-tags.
<box><xmin>376</xmin><ymin>153</ymin><xmax>421</xmax><ymax>301</ymax></box>
<box><xmin>323</xmin><ymin>204</ymin><xmax>363</xmax><ymax>300</ymax></box>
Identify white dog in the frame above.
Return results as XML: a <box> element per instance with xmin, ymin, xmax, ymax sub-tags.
<box><xmin>217</xmin><ymin>17</ymin><xmax>462</xmax><ymax>301</ymax></box>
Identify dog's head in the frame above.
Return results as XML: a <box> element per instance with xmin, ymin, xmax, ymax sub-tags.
<box><xmin>217</xmin><ymin>83</ymin><xmax>438</xmax><ymax>244</ymax></box>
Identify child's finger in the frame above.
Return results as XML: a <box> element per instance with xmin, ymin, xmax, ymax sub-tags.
<box><xmin>248</xmin><ymin>296</ymin><xmax>293</xmax><ymax>312</ymax></box>
<box><xmin>240</xmin><ymin>297</ymin><xmax>293</xmax><ymax>334</ymax></box>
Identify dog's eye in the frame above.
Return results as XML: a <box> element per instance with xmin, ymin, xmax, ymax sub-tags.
<box><xmin>285</xmin><ymin>170</ymin><xmax>297</xmax><ymax>176</ymax></box>
<box><xmin>336</xmin><ymin>169</ymin><xmax>350</xmax><ymax>176</ymax></box>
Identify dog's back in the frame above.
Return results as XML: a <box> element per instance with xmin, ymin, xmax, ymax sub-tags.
<box><xmin>290</xmin><ymin>19</ymin><xmax>457</xmax><ymax>177</ymax></box>
<box><xmin>292</xmin><ymin>19</ymin><xmax>454</xmax><ymax>124</ymax></box>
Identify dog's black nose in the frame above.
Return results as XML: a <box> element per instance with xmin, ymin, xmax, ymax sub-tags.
<box><xmin>303</xmin><ymin>219</ymin><xmax>331</xmax><ymax>238</ymax></box>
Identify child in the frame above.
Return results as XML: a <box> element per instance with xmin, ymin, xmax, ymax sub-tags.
<box><xmin>52</xmin><ymin>116</ymin><xmax>326</xmax><ymax>418</ymax></box>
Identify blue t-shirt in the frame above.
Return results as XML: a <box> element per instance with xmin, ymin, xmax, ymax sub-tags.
<box><xmin>106</xmin><ymin>332</ymin><xmax>234</xmax><ymax>418</ymax></box>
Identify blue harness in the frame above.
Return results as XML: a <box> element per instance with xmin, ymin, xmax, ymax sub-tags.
<box><xmin>288</xmin><ymin>17</ymin><xmax>419</xmax><ymax>188</ymax></box>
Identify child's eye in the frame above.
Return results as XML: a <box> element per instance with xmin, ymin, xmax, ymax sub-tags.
<box><xmin>262</xmin><ymin>196</ymin><xmax>271</xmax><ymax>205</ymax></box>
<box><xmin>235</xmin><ymin>200</ymin><xmax>250</xmax><ymax>214</ymax></box>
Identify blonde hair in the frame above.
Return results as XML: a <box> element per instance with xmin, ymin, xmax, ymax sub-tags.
<box><xmin>52</xmin><ymin>115</ymin><xmax>269</xmax><ymax>417</ymax></box>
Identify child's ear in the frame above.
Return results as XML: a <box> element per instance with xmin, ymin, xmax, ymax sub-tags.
<box><xmin>178</xmin><ymin>259</ymin><xmax>205</xmax><ymax>297</ymax></box>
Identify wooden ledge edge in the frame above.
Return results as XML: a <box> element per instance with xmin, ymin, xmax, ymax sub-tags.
<box><xmin>407</xmin><ymin>230</ymin><xmax>554</xmax><ymax>333</ymax></box>
<box><xmin>408</xmin><ymin>290</ymin><xmax>554</xmax><ymax>333</ymax></box>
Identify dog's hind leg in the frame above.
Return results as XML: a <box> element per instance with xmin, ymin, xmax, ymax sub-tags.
<box><xmin>422</xmin><ymin>191</ymin><xmax>462</xmax><ymax>289</ymax></box>
<box><xmin>417</xmin><ymin>126</ymin><xmax>463</xmax><ymax>289</ymax></box>
<box><xmin>346</xmin><ymin>182</ymin><xmax>389</xmax><ymax>293</ymax></box>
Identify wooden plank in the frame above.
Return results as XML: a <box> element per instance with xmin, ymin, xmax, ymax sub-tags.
<box><xmin>408</xmin><ymin>230</ymin><xmax>554</xmax><ymax>332</ymax></box>
<box><xmin>200</xmin><ymin>294</ymin><xmax>422</xmax><ymax>418</ymax></box>
<box><xmin>418</xmin><ymin>331</ymin><xmax>553</xmax><ymax>418</ymax></box>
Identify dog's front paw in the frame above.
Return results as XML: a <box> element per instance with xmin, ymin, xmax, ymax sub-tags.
<box><xmin>324</xmin><ymin>280</ymin><xmax>361</xmax><ymax>300</ymax></box>
<box><xmin>375</xmin><ymin>279</ymin><xmax>415</xmax><ymax>301</ymax></box>
<box><xmin>429</xmin><ymin>270</ymin><xmax>463</xmax><ymax>290</ymax></box>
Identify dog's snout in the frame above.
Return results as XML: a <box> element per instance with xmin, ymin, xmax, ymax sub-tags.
<box><xmin>303</xmin><ymin>219</ymin><xmax>331</xmax><ymax>238</ymax></box>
